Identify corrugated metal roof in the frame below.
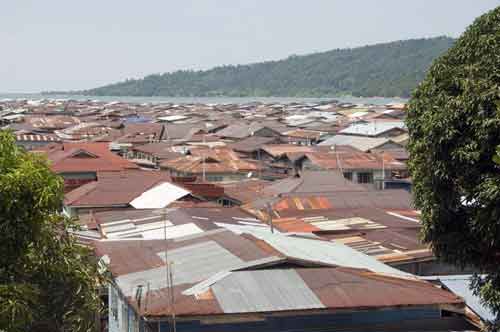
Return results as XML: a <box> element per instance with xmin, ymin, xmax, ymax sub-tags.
<box><xmin>116</xmin><ymin>240</ymin><xmax>244</xmax><ymax>296</ymax></box>
<box><xmin>318</xmin><ymin>134</ymin><xmax>395</xmax><ymax>152</ymax></box>
<box><xmin>212</xmin><ymin>269</ymin><xmax>325</xmax><ymax>313</ymax></box>
<box><xmin>182</xmin><ymin>256</ymin><xmax>284</xmax><ymax>296</ymax></box>
<box><xmin>423</xmin><ymin>275</ymin><xmax>496</xmax><ymax>322</ymax></box>
<box><xmin>159</xmin><ymin>240</ymin><xmax>244</xmax><ymax>282</ymax></box>
<box><xmin>215</xmin><ymin>223</ymin><xmax>410</xmax><ymax>277</ymax></box>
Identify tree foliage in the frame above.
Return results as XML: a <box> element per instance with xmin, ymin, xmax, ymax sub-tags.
<box><xmin>406</xmin><ymin>7</ymin><xmax>500</xmax><ymax>330</ymax></box>
<box><xmin>73</xmin><ymin>37</ymin><xmax>454</xmax><ymax>98</ymax></box>
<box><xmin>0</xmin><ymin>131</ymin><xmax>103</xmax><ymax>332</ymax></box>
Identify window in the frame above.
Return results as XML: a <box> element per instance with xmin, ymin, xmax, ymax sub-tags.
<box><xmin>357</xmin><ymin>172</ymin><xmax>373</xmax><ymax>184</ymax></box>
<box><xmin>206</xmin><ymin>175</ymin><xmax>224</xmax><ymax>182</ymax></box>
<box><xmin>343</xmin><ymin>172</ymin><xmax>353</xmax><ymax>181</ymax></box>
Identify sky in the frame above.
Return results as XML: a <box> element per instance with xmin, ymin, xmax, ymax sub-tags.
<box><xmin>1</xmin><ymin>0</ymin><xmax>498</xmax><ymax>93</ymax></box>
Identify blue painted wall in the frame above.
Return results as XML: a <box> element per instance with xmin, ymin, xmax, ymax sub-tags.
<box><xmin>155</xmin><ymin>307</ymin><xmax>440</xmax><ymax>332</ymax></box>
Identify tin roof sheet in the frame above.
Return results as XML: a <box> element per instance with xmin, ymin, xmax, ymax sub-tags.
<box><xmin>212</xmin><ymin>269</ymin><xmax>324</xmax><ymax>313</ymax></box>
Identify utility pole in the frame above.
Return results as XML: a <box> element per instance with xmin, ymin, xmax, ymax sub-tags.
<box><xmin>162</xmin><ymin>208</ymin><xmax>176</xmax><ymax>332</ymax></box>
<box><xmin>333</xmin><ymin>145</ymin><xmax>345</xmax><ymax>184</ymax></box>
<box><xmin>202</xmin><ymin>135</ymin><xmax>206</xmax><ymax>182</ymax></box>
<box><xmin>258</xmin><ymin>148</ymin><xmax>262</xmax><ymax>180</ymax></box>
<box><xmin>381</xmin><ymin>150</ymin><xmax>385</xmax><ymax>190</ymax></box>
<box><xmin>266</xmin><ymin>202</ymin><xmax>274</xmax><ymax>233</ymax></box>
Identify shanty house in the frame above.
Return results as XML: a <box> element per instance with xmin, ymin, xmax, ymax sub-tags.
<box><xmin>42</xmin><ymin>142</ymin><xmax>139</xmax><ymax>192</ymax></box>
<box><xmin>96</xmin><ymin>226</ymin><xmax>471</xmax><ymax>332</ymax></box>
<box><xmin>300</xmin><ymin>150</ymin><xmax>407</xmax><ymax>185</ymax></box>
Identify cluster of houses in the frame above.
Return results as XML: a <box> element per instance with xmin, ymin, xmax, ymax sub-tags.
<box><xmin>0</xmin><ymin>97</ymin><xmax>493</xmax><ymax>332</ymax></box>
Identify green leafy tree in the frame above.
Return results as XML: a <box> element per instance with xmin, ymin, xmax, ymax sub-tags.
<box><xmin>0</xmin><ymin>131</ymin><xmax>103</xmax><ymax>332</ymax></box>
<box><xmin>406</xmin><ymin>7</ymin><xmax>500</xmax><ymax>330</ymax></box>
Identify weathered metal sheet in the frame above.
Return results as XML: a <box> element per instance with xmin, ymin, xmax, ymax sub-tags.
<box><xmin>212</xmin><ymin>269</ymin><xmax>325</xmax><ymax>313</ymax></box>
<box><xmin>117</xmin><ymin>240</ymin><xmax>243</xmax><ymax>296</ymax></box>
<box><xmin>215</xmin><ymin>222</ymin><xmax>410</xmax><ymax>277</ymax></box>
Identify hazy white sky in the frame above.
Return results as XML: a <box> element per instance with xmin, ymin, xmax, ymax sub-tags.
<box><xmin>1</xmin><ymin>0</ymin><xmax>498</xmax><ymax>93</ymax></box>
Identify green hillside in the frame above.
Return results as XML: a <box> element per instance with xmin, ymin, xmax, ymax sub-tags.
<box><xmin>75</xmin><ymin>36</ymin><xmax>455</xmax><ymax>98</ymax></box>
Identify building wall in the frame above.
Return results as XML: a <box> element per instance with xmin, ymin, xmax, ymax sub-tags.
<box><xmin>109</xmin><ymin>284</ymin><xmax>142</xmax><ymax>332</ymax></box>
<box><xmin>152</xmin><ymin>307</ymin><xmax>443</xmax><ymax>332</ymax></box>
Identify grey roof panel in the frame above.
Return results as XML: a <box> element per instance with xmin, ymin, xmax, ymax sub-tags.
<box><xmin>117</xmin><ymin>240</ymin><xmax>243</xmax><ymax>296</ymax></box>
<box><xmin>182</xmin><ymin>256</ymin><xmax>283</xmax><ymax>296</ymax></box>
<box><xmin>212</xmin><ymin>269</ymin><xmax>325</xmax><ymax>313</ymax></box>
<box><xmin>215</xmin><ymin>223</ymin><xmax>411</xmax><ymax>277</ymax></box>
<box><xmin>158</xmin><ymin>241</ymin><xmax>243</xmax><ymax>284</ymax></box>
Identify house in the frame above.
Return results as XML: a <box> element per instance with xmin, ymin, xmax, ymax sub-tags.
<box><xmin>111</xmin><ymin>123</ymin><xmax>165</xmax><ymax>151</ymax></box>
<box><xmin>281</xmin><ymin>129</ymin><xmax>324</xmax><ymax>145</ymax></box>
<box><xmin>300</xmin><ymin>150</ymin><xmax>407</xmax><ymax>185</ymax></box>
<box><xmin>62</xmin><ymin>170</ymin><xmax>193</xmax><ymax>217</ymax></box>
<box><xmin>42</xmin><ymin>142</ymin><xmax>139</xmax><ymax>192</ymax></box>
<box><xmin>228</xmin><ymin>136</ymin><xmax>281</xmax><ymax>159</ymax></box>
<box><xmin>126</xmin><ymin>143</ymin><xmax>183</xmax><ymax>169</ymax></box>
<box><xmin>160</xmin><ymin>148</ymin><xmax>260</xmax><ymax>182</ymax></box>
<box><xmin>95</xmin><ymin>226</ymin><xmax>472</xmax><ymax>332</ymax></box>
<box><xmin>258</xmin><ymin>144</ymin><xmax>315</xmax><ymax>177</ymax></box>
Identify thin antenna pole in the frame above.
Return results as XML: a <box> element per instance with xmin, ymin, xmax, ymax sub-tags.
<box><xmin>334</xmin><ymin>145</ymin><xmax>345</xmax><ymax>183</ymax></box>
<box><xmin>202</xmin><ymin>134</ymin><xmax>206</xmax><ymax>181</ymax></box>
<box><xmin>162</xmin><ymin>208</ymin><xmax>171</xmax><ymax>332</ymax></box>
<box><xmin>258</xmin><ymin>148</ymin><xmax>261</xmax><ymax>180</ymax></box>
<box><xmin>266</xmin><ymin>202</ymin><xmax>274</xmax><ymax>234</ymax></box>
<box><xmin>169</xmin><ymin>263</ymin><xmax>176</xmax><ymax>332</ymax></box>
<box><xmin>382</xmin><ymin>150</ymin><xmax>385</xmax><ymax>190</ymax></box>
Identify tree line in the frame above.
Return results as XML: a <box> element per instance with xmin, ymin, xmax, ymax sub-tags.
<box><xmin>69</xmin><ymin>37</ymin><xmax>455</xmax><ymax>98</ymax></box>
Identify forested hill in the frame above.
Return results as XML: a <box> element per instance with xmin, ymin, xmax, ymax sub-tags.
<box><xmin>74</xmin><ymin>36</ymin><xmax>454</xmax><ymax>98</ymax></box>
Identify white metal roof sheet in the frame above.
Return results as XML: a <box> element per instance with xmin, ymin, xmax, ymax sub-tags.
<box><xmin>129</xmin><ymin>181</ymin><xmax>190</xmax><ymax>209</ymax></box>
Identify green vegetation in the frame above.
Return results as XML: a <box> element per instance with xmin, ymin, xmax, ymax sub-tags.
<box><xmin>0</xmin><ymin>131</ymin><xmax>104</xmax><ymax>332</ymax></box>
<box><xmin>74</xmin><ymin>37</ymin><xmax>454</xmax><ymax>98</ymax></box>
<box><xmin>407</xmin><ymin>7</ymin><xmax>499</xmax><ymax>330</ymax></box>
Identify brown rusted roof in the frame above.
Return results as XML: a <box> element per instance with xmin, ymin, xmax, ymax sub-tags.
<box><xmin>261</xmin><ymin>144</ymin><xmax>314</xmax><ymax>158</ymax></box>
<box><xmin>64</xmin><ymin>170</ymin><xmax>174</xmax><ymax>207</ymax></box>
<box><xmin>45</xmin><ymin>142</ymin><xmax>139</xmax><ymax>173</ymax></box>
<box><xmin>297</xmin><ymin>267</ymin><xmax>462</xmax><ymax>309</ymax></box>
<box><xmin>95</xmin><ymin>230</ymin><xmax>462</xmax><ymax>317</ymax></box>
<box><xmin>304</xmin><ymin>150</ymin><xmax>407</xmax><ymax>171</ymax></box>
<box><xmin>220</xmin><ymin>179</ymin><xmax>272</xmax><ymax>204</ymax></box>
<box><xmin>229</xmin><ymin>136</ymin><xmax>280</xmax><ymax>153</ymax></box>
<box><xmin>160</xmin><ymin>148</ymin><xmax>259</xmax><ymax>174</ymax></box>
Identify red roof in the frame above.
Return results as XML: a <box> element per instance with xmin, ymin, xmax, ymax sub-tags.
<box><xmin>44</xmin><ymin>142</ymin><xmax>139</xmax><ymax>173</ymax></box>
